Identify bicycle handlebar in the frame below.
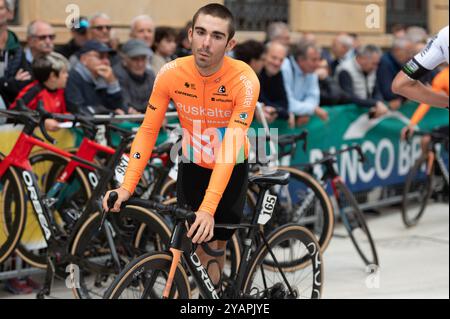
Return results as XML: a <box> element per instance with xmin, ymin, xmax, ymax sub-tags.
<box><xmin>278</xmin><ymin>130</ymin><xmax>309</xmax><ymax>153</ymax></box>
<box><xmin>411</xmin><ymin>130</ymin><xmax>449</xmax><ymax>142</ymax></box>
<box><xmin>313</xmin><ymin>145</ymin><xmax>366</xmax><ymax>166</ymax></box>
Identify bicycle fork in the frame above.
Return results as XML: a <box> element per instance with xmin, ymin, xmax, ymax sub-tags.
<box><xmin>163</xmin><ymin>248</ymin><xmax>182</xmax><ymax>299</ymax></box>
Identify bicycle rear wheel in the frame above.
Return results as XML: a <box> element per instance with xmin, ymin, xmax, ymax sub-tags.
<box><xmin>0</xmin><ymin>158</ymin><xmax>26</xmax><ymax>264</ymax></box>
<box><xmin>104</xmin><ymin>252</ymin><xmax>191</xmax><ymax>299</ymax></box>
<box><xmin>337</xmin><ymin>183</ymin><xmax>379</xmax><ymax>267</ymax></box>
<box><xmin>263</xmin><ymin>167</ymin><xmax>334</xmax><ymax>261</ymax></box>
<box><xmin>402</xmin><ymin>155</ymin><xmax>434</xmax><ymax>228</ymax></box>
<box><xmin>242</xmin><ymin>225</ymin><xmax>323</xmax><ymax>299</ymax></box>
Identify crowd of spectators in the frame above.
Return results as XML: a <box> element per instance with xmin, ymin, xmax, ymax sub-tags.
<box><xmin>1</xmin><ymin>0</ymin><xmax>447</xmax><ymax>132</ymax></box>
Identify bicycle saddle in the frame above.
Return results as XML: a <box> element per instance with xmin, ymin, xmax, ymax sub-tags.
<box><xmin>249</xmin><ymin>170</ymin><xmax>290</xmax><ymax>187</ymax></box>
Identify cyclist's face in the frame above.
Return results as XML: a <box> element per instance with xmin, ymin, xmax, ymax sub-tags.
<box><xmin>189</xmin><ymin>14</ymin><xmax>236</xmax><ymax>73</ymax></box>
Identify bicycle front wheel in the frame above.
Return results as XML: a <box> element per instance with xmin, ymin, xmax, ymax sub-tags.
<box><xmin>271</xmin><ymin>167</ymin><xmax>335</xmax><ymax>254</ymax></box>
<box><xmin>242</xmin><ymin>225</ymin><xmax>323</xmax><ymax>299</ymax></box>
<box><xmin>70</xmin><ymin>205</ymin><xmax>172</xmax><ymax>299</ymax></box>
<box><xmin>104</xmin><ymin>252</ymin><xmax>191</xmax><ymax>299</ymax></box>
<box><xmin>337</xmin><ymin>183</ymin><xmax>379</xmax><ymax>267</ymax></box>
<box><xmin>402</xmin><ymin>155</ymin><xmax>434</xmax><ymax>228</ymax></box>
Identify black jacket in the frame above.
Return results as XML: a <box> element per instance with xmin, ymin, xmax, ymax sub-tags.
<box><xmin>0</xmin><ymin>30</ymin><xmax>33</xmax><ymax>106</ymax></box>
<box><xmin>65</xmin><ymin>63</ymin><xmax>126</xmax><ymax>115</ymax></box>
<box><xmin>258</xmin><ymin>69</ymin><xmax>289</xmax><ymax>120</ymax></box>
<box><xmin>319</xmin><ymin>76</ymin><xmax>351</xmax><ymax>106</ymax></box>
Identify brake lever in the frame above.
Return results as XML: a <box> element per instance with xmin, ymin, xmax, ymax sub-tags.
<box><xmin>99</xmin><ymin>191</ymin><xmax>118</xmax><ymax>231</ymax></box>
<box><xmin>35</xmin><ymin>102</ymin><xmax>56</xmax><ymax>144</ymax></box>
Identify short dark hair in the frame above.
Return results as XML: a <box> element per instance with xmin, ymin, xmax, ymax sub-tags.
<box><xmin>32</xmin><ymin>52</ymin><xmax>68</xmax><ymax>84</ymax></box>
<box><xmin>152</xmin><ymin>26</ymin><xmax>177</xmax><ymax>50</ymax></box>
<box><xmin>291</xmin><ymin>40</ymin><xmax>319</xmax><ymax>60</ymax></box>
<box><xmin>233</xmin><ymin>40</ymin><xmax>265</xmax><ymax>64</ymax></box>
<box><xmin>192</xmin><ymin>3</ymin><xmax>235</xmax><ymax>41</ymax></box>
<box><xmin>356</xmin><ymin>44</ymin><xmax>382</xmax><ymax>58</ymax></box>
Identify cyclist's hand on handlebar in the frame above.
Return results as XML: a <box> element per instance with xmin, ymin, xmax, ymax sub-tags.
<box><xmin>44</xmin><ymin>119</ymin><xmax>60</xmax><ymax>132</ymax></box>
<box><xmin>401</xmin><ymin>125</ymin><xmax>414</xmax><ymax>141</ymax></box>
<box><xmin>103</xmin><ymin>188</ymin><xmax>131</xmax><ymax>213</ymax></box>
<box><xmin>187</xmin><ymin>211</ymin><xmax>214</xmax><ymax>244</ymax></box>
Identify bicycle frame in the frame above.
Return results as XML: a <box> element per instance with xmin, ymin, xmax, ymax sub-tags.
<box><xmin>160</xmin><ymin>183</ymin><xmax>297</xmax><ymax>300</ymax></box>
<box><xmin>429</xmin><ymin>142</ymin><xmax>449</xmax><ymax>186</ymax></box>
<box><xmin>0</xmin><ymin>126</ymin><xmax>134</xmax><ymax>240</ymax></box>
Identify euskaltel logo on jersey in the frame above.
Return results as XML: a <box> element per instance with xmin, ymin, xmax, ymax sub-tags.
<box><xmin>133</xmin><ymin>153</ymin><xmax>141</xmax><ymax>160</ymax></box>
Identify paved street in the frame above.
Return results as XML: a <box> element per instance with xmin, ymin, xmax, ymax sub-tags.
<box><xmin>1</xmin><ymin>203</ymin><xmax>448</xmax><ymax>299</ymax></box>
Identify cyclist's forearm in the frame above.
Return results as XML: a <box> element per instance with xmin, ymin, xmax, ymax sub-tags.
<box><xmin>393</xmin><ymin>72</ymin><xmax>449</xmax><ymax>108</ymax></box>
<box><xmin>122</xmin><ymin>109</ymin><xmax>164</xmax><ymax>194</ymax></box>
<box><xmin>410</xmin><ymin>103</ymin><xmax>431</xmax><ymax>126</ymax></box>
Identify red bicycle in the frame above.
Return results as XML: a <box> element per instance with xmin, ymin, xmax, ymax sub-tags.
<box><xmin>0</xmin><ymin>102</ymin><xmax>173</xmax><ymax>299</ymax></box>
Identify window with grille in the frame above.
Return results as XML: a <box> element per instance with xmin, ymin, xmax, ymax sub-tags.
<box><xmin>224</xmin><ymin>0</ymin><xmax>289</xmax><ymax>31</ymax></box>
<box><xmin>386</xmin><ymin>0</ymin><xmax>428</xmax><ymax>32</ymax></box>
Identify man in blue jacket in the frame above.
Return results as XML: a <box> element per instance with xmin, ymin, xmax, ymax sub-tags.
<box><xmin>376</xmin><ymin>36</ymin><xmax>415</xmax><ymax>110</ymax></box>
<box><xmin>65</xmin><ymin>40</ymin><xmax>126</xmax><ymax>115</ymax></box>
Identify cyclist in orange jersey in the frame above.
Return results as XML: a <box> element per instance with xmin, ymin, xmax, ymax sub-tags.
<box><xmin>103</xmin><ymin>4</ymin><xmax>260</xmax><ymax>288</ymax></box>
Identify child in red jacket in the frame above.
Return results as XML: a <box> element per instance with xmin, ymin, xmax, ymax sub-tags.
<box><xmin>11</xmin><ymin>52</ymin><xmax>69</xmax><ymax>131</ymax></box>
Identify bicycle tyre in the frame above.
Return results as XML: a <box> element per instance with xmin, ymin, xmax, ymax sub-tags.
<box><xmin>242</xmin><ymin>224</ymin><xmax>323</xmax><ymax>299</ymax></box>
<box><xmin>0</xmin><ymin>154</ymin><xmax>27</xmax><ymax>264</ymax></box>
<box><xmin>402</xmin><ymin>155</ymin><xmax>434</xmax><ymax>228</ymax></box>
<box><xmin>337</xmin><ymin>183</ymin><xmax>379</xmax><ymax>267</ymax></box>
<box><xmin>70</xmin><ymin>205</ymin><xmax>172</xmax><ymax>299</ymax></box>
<box><xmin>104</xmin><ymin>252</ymin><xmax>191</xmax><ymax>299</ymax></box>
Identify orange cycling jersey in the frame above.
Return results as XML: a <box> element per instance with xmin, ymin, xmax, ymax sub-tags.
<box><xmin>122</xmin><ymin>56</ymin><xmax>260</xmax><ymax>216</ymax></box>
<box><xmin>410</xmin><ymin>66</ymin><xmax>449</xmax><ymax>126</ymax></box>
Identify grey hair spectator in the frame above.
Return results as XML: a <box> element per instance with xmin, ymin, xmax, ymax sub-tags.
<box><xmin>291</xmin><ymin>41</ymin><xmax>320</xmax><ymax>61</ymax></box>
<box><xmin>336</xmin><ymin>44</ymin><xmax>387</xmax><ymax>118</ymax></box>
<box><xmin>266</xmin><ymin>22</ymin><xmax>291</xmax><ymax>46</ymax></box>
<box><xmin>130</xmin><ymin>15</ymin><xmax>155</xmax><ymax>48</ymax></box>
<box><xmin>26</xmin><ymin>20</ymin><xmax>55</xmax><ymax>62</ymax></box>
<box><xmin>406</xmin><ymin>26</ymin><xmax>429</xmax><ymax>44</ymax></box>
<box><xmin>89</xmin><ymin>13</ymin><xmax>112</xmax><ymax>45</ymax></box>
<box><xmin>355</xmin><ymin>44</ymin><xmax>382</xmax><ymax>58</ymax></box>
<box><xmin>330</xmin><ymin>33</ymin><xmax>355</xmax><ymax>75</ymax></box>
<box><xmin>281</xmin><ymin>40</ymin><xmax>327</xmax><ymax>121</ymax></box>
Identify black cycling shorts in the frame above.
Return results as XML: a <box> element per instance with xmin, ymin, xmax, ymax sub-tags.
<box><xmin>177</xmin><ymin>160</ymin><xmax>249</xmax><ymax>241</ymax></box>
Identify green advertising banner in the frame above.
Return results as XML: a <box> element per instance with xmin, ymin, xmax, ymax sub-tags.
<box><xmin>251</xmin><ymin>102</ymin><xmax>449</xmax><ymax>192</ymax></box>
